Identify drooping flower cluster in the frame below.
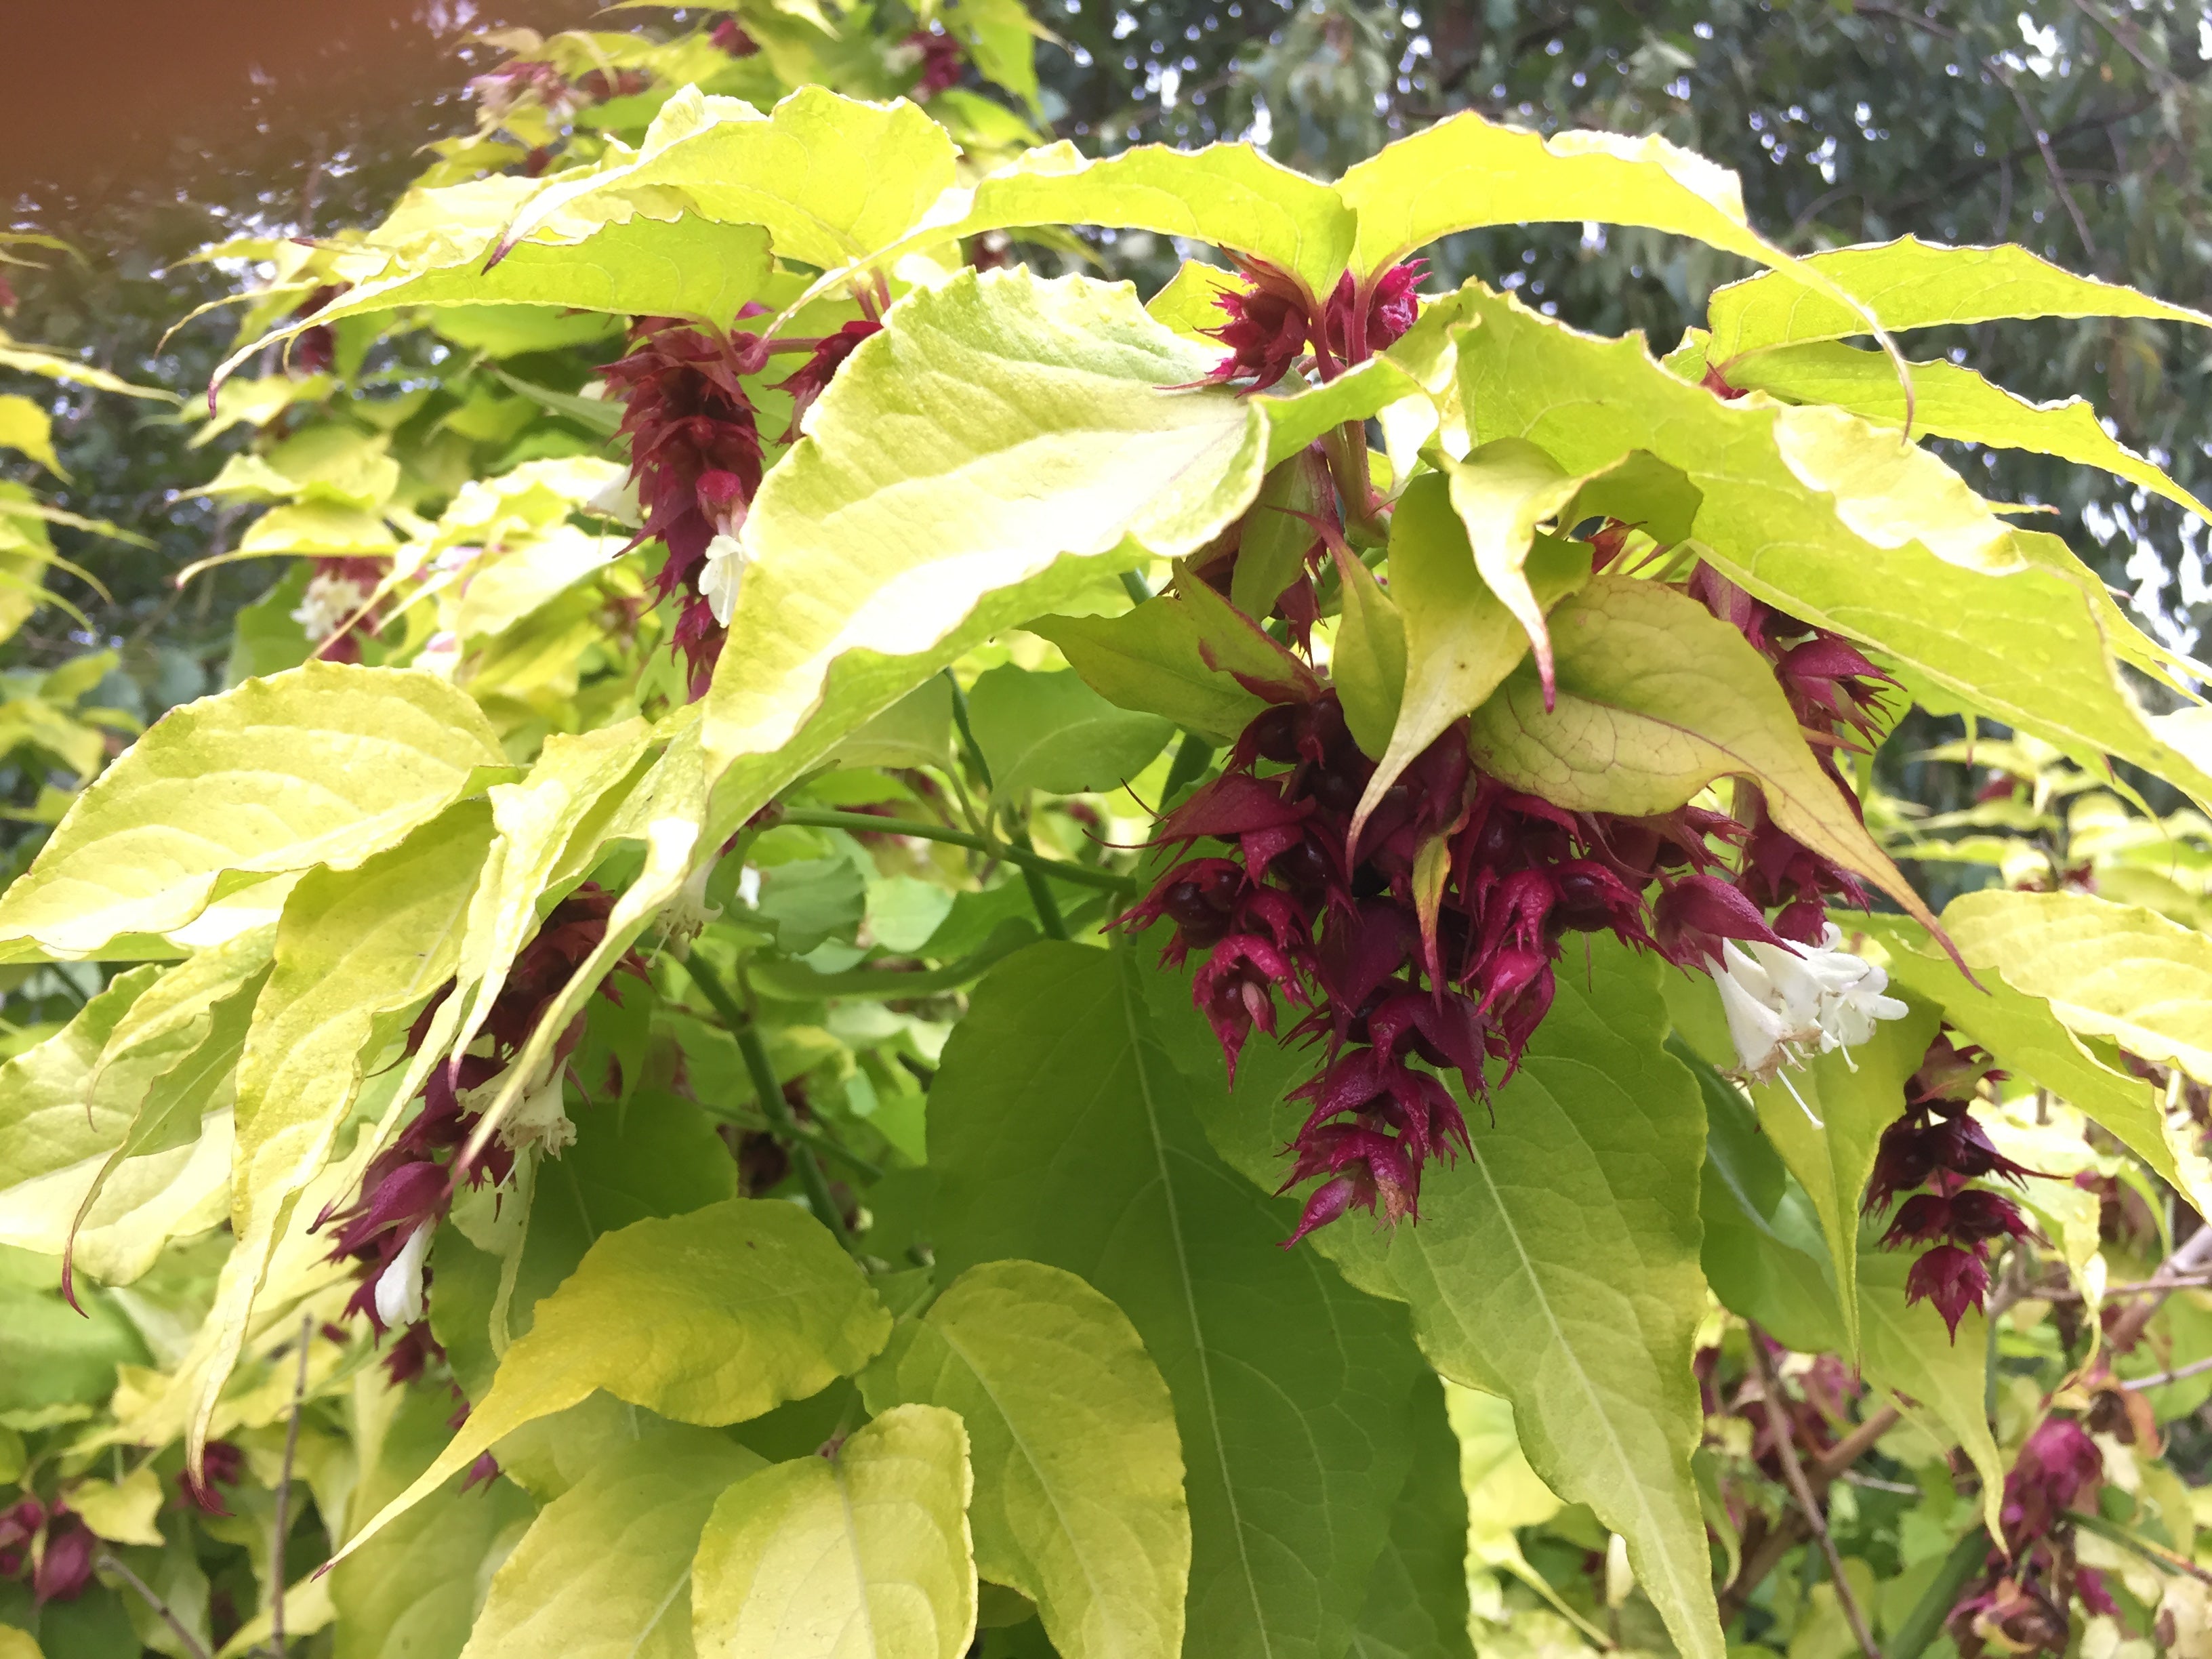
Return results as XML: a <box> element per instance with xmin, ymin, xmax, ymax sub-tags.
<box><xmin>1954</xmin><ymin>1415</ymin><xmax>2114</xmax><ymax>1655</ymax></box>
<box><xmin>1864</xmin><ymin>1031</ymin><xmax>2037</xmax><ymax>1336</ymax></box>
<box><xmin>316</xmin><ymin>884</ymin><xmax>643</xmax><ymax>1375</ymax></box>
<box><xmin>600</xmin><ymin>312</ymin><xmax>880</xmax><ymax>697</ymax></box>
<box><xmin>600</xmin><ymin>319</ymin><xmax>768</xmax><ymax>698</ymax></box>
<box><xmin>1122</xmin><ymin>686</ymin><xmax>1792</xmax><ymax>1241</ymax></box>
<box><xmin>291</xmin><ymin>554</ymin><xmax>385</xmax><ymax>663</ymax></box>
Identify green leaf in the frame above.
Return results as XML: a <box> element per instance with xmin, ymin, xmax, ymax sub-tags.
<box><xmin>860</xmin><ymin>1260</ymin><xmax>1189</xmax><ymax>1659</ymax></box>
<box><xmin>443</xmin><ymin>720</ymin><xmax>657</xmax><ymax>1079</ymax></box>
<box><xmin>192</xmin><ymin>802</ymin><xmax>496</xmax><ymax>1465</ymax></box>
<box><xmin>1231</xmin><ymin>450</ymin><xmax>1330</xmax><ymax>621</ymax></box>
<box><xmin>690</xmin><ymin>1403</ymin><xmax>976</xmax><ymax>1659</ymax></box>
<box><xmin>1328</xmin><ymin>542</ymin><xmax>1407</xmax><ymax>761</ymax></box>
<box><xmin>331</xmin><ymin>1379</ymin><xmax>535</xmax><ymax>1659</ymax></box>
<box><xmin>0</xmin><ymin>662</ymin><xmax>505</xmax><ymax>958</ymax></box>
<box><xmin>1705</xmin><ymin>234</ymin><xmax>2212</xmax><ymax>359</ymax></box>
<box><xmin>1742</xmin><ymin>999</ymin><xmax>1940</xmax><ymax>1357</ymax></box>
<box><xmin>1452</xmin><ymin>283</ymin><xmax>2212</xmax><ymax>811</ymax></box>
<box><xmin>924</xmin><ymin>941</ymin><xmax>1425</xmax><ymax>1659</ymax></box>
<box><xmin>898</xmin><ymin>140</ymin><xmax>1356</xmax><ymax>303</ymax></box>
<box><xmin>1466</xmin><ymin>573</ymin><xmax>1942</xmax><ymax>939</ymax></box>
<box><xmin>0</xmin><ymin>966</ymin><xmax>161</xmax><ymax>1198</ymax></box>
<box><xmin>461</xmin><ymin>1427</ymin><xmax>764</xmax><ymax>1659</ymax></box>
<box><xmin>0</xmin><ymin>395</ymin><xmax>62</xmax><ymax>476</ymax></box>
<box><xmin>1346</xmin><ymin>1373</ymin><xmax>1475</xmax><ymax>1659</ymax></box>
<box><xmin>501</xmin><ymin>86</ymin><xmax>960</xmax><ymax>273</ymax></box>
<box><xmin>703</xmin><ymin>268</ymin><xmax>1266</xmax><ymax>778</ymax></box>
<box><xmin>1855</xmin><ymin>1223</ymin><xmax>2003</xmax><ymax>1539</ymax></box>
<box><xmin>1336</xmin><ymin>112</ymin><xmax>1858</xmax><ymax>334</ymax></box>
<box><xmin>1349</xmin><ymin>474</ymin><xmax>1588</xmax><ymax>847</ymax></box>
<box><xmin>1724</xmin><ymin>342</ymin><xmax>2212</xmax><ymax>527</ymax></box>
<box><xmin>966</xmin><ymin>665</ymin><xmax>1174</xmax><ymax>797</ymax></box>
<box><xmin>1147</xmin><ymin>259</ymin><xmax>1241</xmax><ymax>344</ymax></box>
<box><xmin>336</xmin><ymin>1197</ymin><xmax>890</xmax><ymax>1568</ymax></box>
<box><xmin>830</xmin><ymin>680</ymin><xmax>956</xmax><ymax>772</ymax></box>
<box><xmin>1030</xmin><ymin>600</ymin><xmax>1270</xmax><ymax>747</ymax></box>
<box><xmin>1441</xmin><ymin>439</ymin><xmax>1599</xmax><ymax>699</ymax></box>
<box><xmin>1693</xmin><ymin>1050</ymin><xmax>1849</xmax><ymax>1357</ymax></box>
<box><xmin>1936</xmin><ymin>888</ymin><xmax>2212</xmax><ymax>1086</ymax></box>
<box><xmin>1187</xmin><ymin>937</ymin><xmax>1723</xmax><ymax>1659</ymax></box>
<box><xmin>1846</xmin><ymin>909</ymin><xmax>2211</xmax><ymax>1216</ymax></box>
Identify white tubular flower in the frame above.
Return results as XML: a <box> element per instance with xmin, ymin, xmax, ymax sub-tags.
<box><xmin>1712</xmin><ymin>925</ymin><xmax>1909</xmax><ymax>1120</ymax></box>
<box><xmin>699</xmin><ymin>532</ymin><xmax>747</xmax><ymax>626</ymax></box>
<box><xmin>495</xmin><ymin>1058</ymin><xmax>577</xmax><ymax>1159</ymax></box>
<box><xmin>373</xmin><ymin>1221</ymin><xmax>434</xmax><ymax>1328</ymax></box>
<box><xmin>290</xmin><ymin>573</ymin><xmax>371</xmax><ymax>643</ymax></box>
<box><xmin>661</xmin><ymin>859</ymin><xmax>722</xmax><ymax>956</ymax></box>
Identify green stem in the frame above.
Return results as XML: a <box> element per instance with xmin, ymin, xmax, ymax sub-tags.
<box><xmin>676</xmin><ymin>953</ymin><xmax>854</xmax><ymax>1249</ymax></box>
<box><xmin>1881</xmin><ymin>1526</ymin><xmax>1988</xmax><ymax>1659</ymax></box>
<box><xmin>777</xmin><ymin>808</ymin><xmax>1131</xmax><ymax>894</ymax></box>
<box><xmin>686</xmin><ymin>1096</ymin><xmax>885</xmax><ymax>1181</ymax></box>
<box><xmin>937</xmin><ymin>670</ymin><xmax>1069</xmax><ymax>937</ymax></box>
<box><xmin>1118</xmin><ymin>569</ymin><xmax>1153</xmax><ymax>606</ymax></box>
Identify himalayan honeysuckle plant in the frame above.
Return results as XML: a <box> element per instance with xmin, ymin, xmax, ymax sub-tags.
<box><xmin>18</xmin><ymin>16</ymin><xmax>2212</xmax><ymax>1659</ymax></box>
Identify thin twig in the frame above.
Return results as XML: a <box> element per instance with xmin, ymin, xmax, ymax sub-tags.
<box><xmin>1991</xmin><ymin>60</ymin><xmax>2100</xmax><ymax>261</ymax></box>
<box><xmin>2122</xmin><ymin>1351</ymin><xmax>2212</xmax><ymax>1392</ymax></box>
<box><xmin>1811</xmin><ymin>1406</ymin><xmax>1902</xmax><ymax>1483</ymax></box>
<box><xmin>2106</xmin><ymin>1225</ymin><xmax>2212</xmax><ymax>1351</ymax></box>
<box><xmin>98</xmin><ymin>1551</ymin><xmax>212</xmax><ymax>1659</ymax></box>
<box><xmin>2074</xmin><ymin>1510</ymin><xmax>2212</xmax><ymax>1586</ymax></box>
<box><xmin>1747</xmin><ymin>1332</ymin><xmax>1880</xmax><ymax>1659</ymax></box>
<box><xmin>266</xmin><ymin>1311</ymin><xmax>313</xmax><ymax>1656</ymax></box>
<box><xmin>774</xmin><ymin>814</ymin><xmax>1128</xmax><ymax>895</ymax></box>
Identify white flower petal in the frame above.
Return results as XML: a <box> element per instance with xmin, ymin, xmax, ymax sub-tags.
<box><xmin>374</xmin><ymin>1221</ymin><xmax>434</xmax><ymax>1328</ymax></box>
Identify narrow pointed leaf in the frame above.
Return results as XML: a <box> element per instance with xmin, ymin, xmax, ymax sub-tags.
<box><xmin>1938</xmin><ymin>888</ymin><xmax>2212</xmax><ymax>1085</ymax></box>
<box><xmin>691</xmin><ymin>1404</ymin><xmax>977</xmax><ymax>1659</ymax></box>
<box><xmin>1744</xmin><ymin>1000</ymin><xmax>1940</xmax><ymax>1357</ymax></box>
<box><xmin>1727</xmin><ymin>341</ymin><xmax>2212</xmax><ymax>526</ymax></box>
<box><xmin>1847</xmin><ymin>908</ymin><xmax>2212</xmax><ymax>1216</ymax></box>
<box><xmin>1328</xmin><ymin>540</ymin><xmax>1407</xmax><ymax>760</ymax></box>
<box><xmin>1706</xmin><ymin>234</ymin><xmax>2212</xmax><ymax>359</ymax></box>
<box><xmin>1349</xmin><ymin>475</ymin><xmax>1589</xmax><ymax>851</ymax></box>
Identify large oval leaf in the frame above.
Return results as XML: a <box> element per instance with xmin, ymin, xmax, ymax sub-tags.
<box><xmin>691</xmin><ymin>1403</ymin><xmax>976</xmax><ymax>1659</ymax></box>
<box><xmin>861</xmin><ymin>1260</ymin><xmax>1189</xmax><ymax>1659</ymax></box>
<box><xmin>0</xmin><ymin>661</ymin><xmax>504</xmax><ymax>957</ymax></box>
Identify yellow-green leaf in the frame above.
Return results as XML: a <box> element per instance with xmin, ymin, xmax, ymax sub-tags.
<box><xmin>1940</xmin><ymin>888</ymin><xmax>2212</xmax><ymax>1086</ymax></box>
<box><xmin>1032</xmin><ymin>600</ymin><xmax>1271</xmax><ymax>747</ymax></box>
<box><xmin>1452</xmin><ymin>283</ymin><xmax>2212</xmax><ymax>813</ymax></box>
<box><xmin>190</xmin><ymin>803</ymin><xmax>495</xmax><ymax>1467</ymax></box>
<box><xmin>335</xmin><ymin>1197</ymin><xmax>890</xmax><ymax>1568</ymax></box>
<box><xmin>703</xmin><ymin>267</ymin><xmax>1264</xmax><ymax>774</ymax></box>
<box><xmin>1467</xmin><ymin>573</ymin><xmax>1943</xmax><ymax>941</ymax></box>
<box><xmin>1706</xmin><ymin>234</ymin><xmax>2212</xmax><ymax>360</ymax></box>
<box><xmin>1847</xmin><ymin>908</ymin><xmax>2212</xmax><ymax>1218</ymax></box>
<box><xmin>691</xmin><ymin>1403</ymin><xmax>976</xmax><ymax>1659</ymax></box>
<box><xmin>461</xmin><ymin>1427</ymin><xmax>764</xmax><ymax>1659</ymax></box>
<box><xmin>861</xmin><ymin>1261</ymin><xmax>1189</xmax><ymax>1659</ymax></box>
<box><xmin>501</xmin><ymin>86</ymin><xmax>958</xmax><ymax>273</ymax></box>
<box><xmin>1349</xmin><ymin>474</ymin><xmax>1589</xmax><ymax>849</ymax></box>
<box><xmin>0</xmin><ymin>662</ymin><xmax>504</xmax><ymax>958</ymax></box>
<box><xmin>1328</xmin><ymin>539</ymin><xmax>1406</xmax><ymax>760</ymax></box>
<box><xmin>1744</xmin><ymin>999</ymin><xmax>1940</xmax><ymax>1357</ymax></box>
<box><xmin>1726</xmin><ymin>341</ymin><xmax>2212</xmax><ymax>527</ymax></box>
<box><xmin>0</xmin><ymin>395</ymin><xmax>62</xmax><ymax>476</ymax></box>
